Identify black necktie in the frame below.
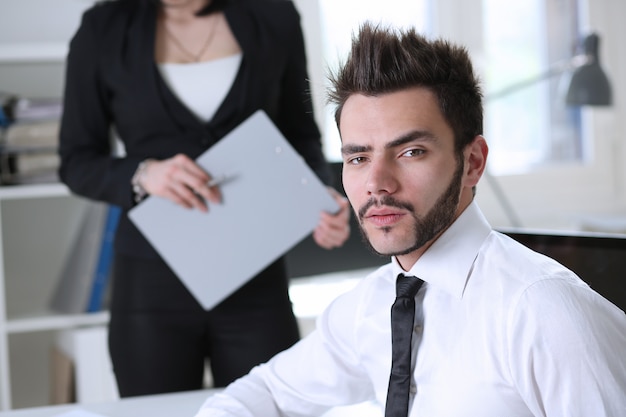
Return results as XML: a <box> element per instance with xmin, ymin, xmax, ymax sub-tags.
<box><xmin>385</xmin><ymin>274</ymin><xmax>424</xmax><ymax>417</ymax></box>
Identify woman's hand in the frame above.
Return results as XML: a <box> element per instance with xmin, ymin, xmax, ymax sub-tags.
<box><xmin>313</xmin><ymin>187</ymin><xmax>351</xmax><ymax>250</ymax></box>
<box><xmin>138</xmin><ymin>154</ymin><xmax>222</xmax><ymax>211</ymax></box>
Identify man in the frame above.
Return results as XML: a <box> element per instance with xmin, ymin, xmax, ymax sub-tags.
<box><xmin>194</xmin><ymin>23</ymin><xmax>626</xmax><ymax>417</ymax></box>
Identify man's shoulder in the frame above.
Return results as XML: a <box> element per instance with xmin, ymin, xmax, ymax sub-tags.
<box><xmin>481</xmin><ymin>231</ymin><xmax>587</xmax><ymax>296</ymax></box>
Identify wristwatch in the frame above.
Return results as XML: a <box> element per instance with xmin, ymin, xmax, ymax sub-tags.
<box><xmin>131</xmin><ymin>159</ymin><xmax>153</xmax><ymax>203</ymax></box>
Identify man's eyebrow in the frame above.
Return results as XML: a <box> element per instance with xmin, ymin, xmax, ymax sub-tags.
<box><xmin>341</xmin><ymin>130</ymin><xmax>437</xmax><ymax>156</ymax></box>
<box><xmin>341</xmin><ymin>144</ymin><xmax>371</xmax><ymax>156</ymax></box>
<box><xmin>386</xmin><ymin>130</ymin><xmax>437</xmax><ymax>149</ymax></box>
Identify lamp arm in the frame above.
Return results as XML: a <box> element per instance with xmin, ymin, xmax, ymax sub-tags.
<box><xmin>482</xmin><ymin>58</ymin><xmax>576</xmax><ymax>229</ymax></box>
<box><xmin>485</xmin><ymin>57</ymin><xmax>583</xmax><ymax>101</ymax></box>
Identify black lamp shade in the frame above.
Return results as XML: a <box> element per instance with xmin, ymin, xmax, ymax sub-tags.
<box><xmin>565</xmin><ymin>33</ymin><xmax>612</xmax><ymax>106</ymax></box>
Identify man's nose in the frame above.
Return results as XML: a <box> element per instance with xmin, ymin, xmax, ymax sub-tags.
<box><xmin>366</xmin><ymin>159</ymin><xmax>398</xmax><ymax>196</ymax></box>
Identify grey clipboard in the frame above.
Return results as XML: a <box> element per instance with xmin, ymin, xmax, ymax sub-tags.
<box><xmin>128</xmin><ymin>110</ymin><xmax>339</xmax><ymax>309</ymax></box>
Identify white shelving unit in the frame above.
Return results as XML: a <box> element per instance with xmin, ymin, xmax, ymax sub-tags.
<box><xmin>0</xmin><ymin>42</ymin><xmax>68</xmax><ymax>64</ymax></box>
<box><xmin>1</xmin><ymin>3</ymin><xmax>106</xmax><ymax>408</ymax></box>
<box><xmin>0</xmin><ymin>183</ymin><xmax>109</xmax><ymax>410</ymax></box>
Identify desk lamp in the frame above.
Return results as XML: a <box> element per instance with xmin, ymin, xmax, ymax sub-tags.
<box><xmin>484</xmin><ymin>32</ymin><xmax>613</xmax><ymax>227</ymax></box>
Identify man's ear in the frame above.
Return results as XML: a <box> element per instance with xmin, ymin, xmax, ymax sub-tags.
<box><xmin>464</xmin><ymin>135</ymin><xmax>488</xmax><ymax>188</ymax></box>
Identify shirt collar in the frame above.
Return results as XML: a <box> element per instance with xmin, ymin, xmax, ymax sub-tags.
<box><xmin>391</xmin><ymin>201</ymin><xmax>492</xmax><ymax>299</ymax></box>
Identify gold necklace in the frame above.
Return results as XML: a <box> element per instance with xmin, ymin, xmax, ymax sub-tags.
<box><xmin>162</xmin><ymin>14</ymin><xmax>219</xmax><ymax>63</ymax></box>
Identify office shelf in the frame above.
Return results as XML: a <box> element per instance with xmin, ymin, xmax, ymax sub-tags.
<box><xmin>0</xmin><ymin>183</ymin><xmax>106</xmax><ymax>410</ymax></box>
<box><xmin>5</xmin><ymin>311</ymin><xmax>109</xmax><ymax>335</ymax></box>
<box><xmin>0</xmin><ymin>42</ymin><xmax>68</xmax><ymax>64</ymax></box>
<box><xmin>0</xmin><ymin>183</ymin><xmax>68</xmax><ymax>200</ymax></box>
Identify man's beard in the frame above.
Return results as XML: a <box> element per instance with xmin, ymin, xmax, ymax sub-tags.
<box><xmin>356</xmin><ymin>158</ymin><xmax>464</xmax><ymax>257</ymax></box>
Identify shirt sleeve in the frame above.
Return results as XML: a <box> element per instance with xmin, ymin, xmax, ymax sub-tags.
<box><xmin>507</xmin><ymin>275</ymin><xmax>626</xmax><ymax>417</ymax></box>
<box><xmin>193</xmin><ymin>285</ymin><xmax>376</xmax><ymax>416</ymax></box>
<box><xmin>58</xmin><ymin>6</ymin><xmax>141</xmax><ymax>208</ymax></box>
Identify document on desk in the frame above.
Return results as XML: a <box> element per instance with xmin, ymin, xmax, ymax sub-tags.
<box><xmin>53</xmin><ymin>411</ymin><xmax>108</xmax><ymax>417</ymax></box>
<box><xmin>128</xmin><ymin>110</ymin><xmax>339</xmax><ymax>310</ymax></box>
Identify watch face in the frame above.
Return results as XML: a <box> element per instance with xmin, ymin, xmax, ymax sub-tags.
<box><xmin>131</xmin><ymin>160</ymin><xmax>152</xmax><ymax>203</ymax></box>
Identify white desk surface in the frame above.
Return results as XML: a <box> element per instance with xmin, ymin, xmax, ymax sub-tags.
<box><xmin>0</xmin><ymin>389</ymin><xmax>212</xmax><ymax>417</ymax></box>
<box><xmin>0</xmin><ymin>390</ymin><xmax>381</xmax><ymax>417</ymax></box>
<box><xmin>0</xmin><ymin>270</ymin><xmax>383</xmax><ymax>417</ymax></box>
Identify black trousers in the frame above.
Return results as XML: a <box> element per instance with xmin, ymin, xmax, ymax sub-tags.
<box><xmin>108</xmin><ymin>253</ymin><xmax>300</xmax><ymax>397</ymax></box>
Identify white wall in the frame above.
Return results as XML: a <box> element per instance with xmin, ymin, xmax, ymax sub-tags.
<box><xmin>0</xmin><ymin>0</ymin><xmax>93</xmax><ymax>97</ymax></box>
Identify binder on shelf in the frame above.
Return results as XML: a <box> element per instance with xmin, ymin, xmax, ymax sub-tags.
<box><xmin>50</xmin><ymin>201</ymin><xmax>107</xmax><ymax>314</ymax></box>
<box><xmin>55</xmin><ymin>327</ymin><xmax>119</xmax><ymax>404</ymax></box>
<box><xmin>50</xmin><ymin>201</ymin><xmax>116</xmax><ymax>314</ymax></box>
<box><xmin>86</xmin><ymin>205</ymin><xmax>121</xmax><ymax>313</ymax></box>
<box><xmin>0</xmin><ymin>94</ymin><xmax>63</xmax><ymax>125</ymax></box>
<box><xmin>1</xmin><ymin>119</ymin><xmax>60</xmax><ymax>184</ymax></box>
<box><xmin>49</xmin><ymin>345</ymin><xmax>75</xmax><ymax>404</ymax></box>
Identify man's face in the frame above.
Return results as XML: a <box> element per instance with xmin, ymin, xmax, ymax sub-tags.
<box><xmin>340</xmin><ymin>87</ymin><xmax>469</xmax><ymax>268</ymax></box>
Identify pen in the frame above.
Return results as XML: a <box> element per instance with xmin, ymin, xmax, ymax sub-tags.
<box><xmin>207</xmin><ymin>175</ymin><xmax>227</xmax><ymax>188</ymax></box>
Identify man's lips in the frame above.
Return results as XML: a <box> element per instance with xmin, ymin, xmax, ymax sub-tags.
<box><xmin>363</xmin><ymin>208</ymin><xmax>405</xmax><ymax>227</ymax></box>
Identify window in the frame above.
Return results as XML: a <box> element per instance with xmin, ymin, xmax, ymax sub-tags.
<box><xmin>316</xmin><ymin>0</ymin><xmax>583</xmax><ymax>176</ymax></box>
<box><xmin>482</xmin><ymin>0</ymin><xmax>582</xmax><ymax>175</ymax></box>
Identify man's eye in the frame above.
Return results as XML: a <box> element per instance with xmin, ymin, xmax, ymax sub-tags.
<box><xmin>347</xmin><ymin>156</ymin><xmax>366</xmax><ymax>165</ymax></box>
<box><xmin>403</xmin><ymin>149</ymin><xmax>425</xmax><ymax>157</ymax></box>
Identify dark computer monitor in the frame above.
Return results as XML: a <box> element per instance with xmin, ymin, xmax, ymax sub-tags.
<box><xmin>501</xmin><ymin>228</ymin><xmax>626</xmax><ymax>312</ymax></box>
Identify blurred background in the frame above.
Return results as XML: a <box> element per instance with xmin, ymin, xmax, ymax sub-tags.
<box><xmin>0</xmin><ymin>0</ymin><xmax>624</xmax><ymax>411</ymax></box>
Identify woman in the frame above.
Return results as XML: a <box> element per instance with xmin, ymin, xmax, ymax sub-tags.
<box><xmin>59</xmin><ymin>0</ymin><xmax>350</xmax><ymax>397</ymax></box>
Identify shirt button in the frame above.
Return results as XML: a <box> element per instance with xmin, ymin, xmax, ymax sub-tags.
<box><xmin>414</xmin><ymin>324</ymin><xmax>423</xmax><ymax>333</ymax></box>
<box><xmin>410</xmin><ymin>384</ymin><xmax>417</xmax><ymax>394</ymax></box>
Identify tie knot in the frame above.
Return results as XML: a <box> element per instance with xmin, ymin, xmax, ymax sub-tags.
<box><xmin>396</xmin><ymin>274</ymin><xmax>424</xmax><ymax>299</ymax></box>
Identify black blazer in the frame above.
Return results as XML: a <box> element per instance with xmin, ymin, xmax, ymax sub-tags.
<box><xmin>59</xmin><ymin>0</ymin><xmax>331</xmax><ymax>257</ymax></box>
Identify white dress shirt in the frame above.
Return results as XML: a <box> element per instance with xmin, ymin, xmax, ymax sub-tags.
<box><xmin>195</xmin><ymin>201</ymin><xmax>626</xmax><ymax>417</ymax></box>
